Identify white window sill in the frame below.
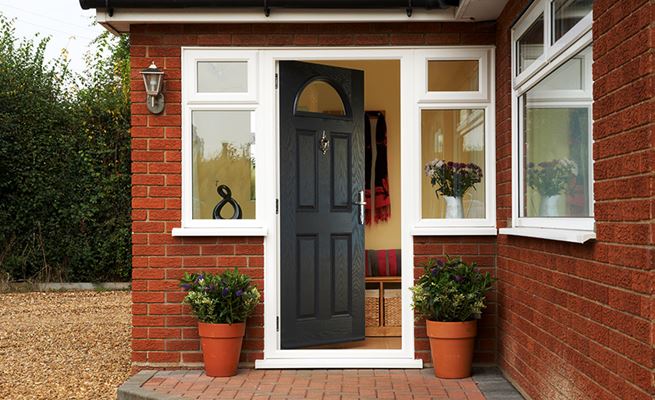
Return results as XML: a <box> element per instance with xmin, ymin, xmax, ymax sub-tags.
<box><xmin>411</xmin><ymin>227</ymin><xmax>497</xmax><ymax>236</ymax></box>
<box><xmin>172</xmin><ymin>227</ymin><xmax>268</xmax><ymax>237</ymax></box>
<box><xmin>499</xmin><ymin>227</ymin><xmax>595</xmax><ymax>243</ymax></box>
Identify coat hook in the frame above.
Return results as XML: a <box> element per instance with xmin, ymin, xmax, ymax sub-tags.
<box><xmin>264</xmin><ymin>0</ymin><xmax>271</xmax><ymax>16</ymax></box>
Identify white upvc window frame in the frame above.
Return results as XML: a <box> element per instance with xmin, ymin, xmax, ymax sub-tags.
<box><xmin>411</xmin><ymin>48</ymin><xmax>497</xmax><ymax>236</ymax></box>
<box><xmin>174</xmin><ymin>49</ymin><xmax>267</xmax><ymax>237</ymax></box>
<box><xmin>502</xmin><ymin>0</ymin><xmax>595</xmax><ymax>243</ymax></box>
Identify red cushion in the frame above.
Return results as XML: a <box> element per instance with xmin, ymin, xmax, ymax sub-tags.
<box><xmin>365</xmin><ymin>249</ymin><xmax>401</xmax><ymax>277</ymax></box>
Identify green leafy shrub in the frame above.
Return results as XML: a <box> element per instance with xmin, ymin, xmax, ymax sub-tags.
<box><xmin>411</xmin><ymin>257</ymin><xmax>494</xmax><ymax>322</ymax></box>
<box><xmin>0</xmin><ymin>15</ymin><xmax>131</xmax><ymax>282</ymax></box>
<box><xmin>180</xmin><ymin>270</ymin><xmax>261</xmax><ymax>324</ymax></box>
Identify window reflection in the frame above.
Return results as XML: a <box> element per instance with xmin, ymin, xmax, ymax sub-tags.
<box><xmin>427</xmin><ymin>60</ymin><xmax>479</xmax><ymax>91</ymax></box>
<box><xmin>517</xmin><ymin>14</ymin><xmax>544</xmax><ymax>73</ymax></box>
<box><xmin>296</xmin><ymin>80</ymin><xmax>346</xmax><ymax>116</ymax></box>
<box><xmin>552</xmin><ymin>0</ymin><xmax>593</xmax><ymax>43</ymax></box>
<box><xmin>521</xmin><ymin>45</ymin><xmax>593</xmax><ymax>218</ymax></box>
<box><xmin>192</xmin><ymin>110</ymin><xmax>256</xmax><ymax>219</ymax></box>
<box><xmin>197</xmin><ymin>61</ymin><xmax>248</xmax><ymax>93</ymax></box>
<box><xmin>422</xmin><ymin>109</ymin><xmax>485</xmax><ymax>219</ymax></box>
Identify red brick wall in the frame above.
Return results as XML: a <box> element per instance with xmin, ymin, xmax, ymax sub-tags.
<box><xmin>413</xmin><ymin>237</ymin><xmax>497</xmax><ymax>366</ymax></box>
<box><xmin>130</xmin><ymin>21</ymin><xmax>496</xmax><ymax>371</ymax></box>
<box><xmin>495</xmin><ymin>1</ymin><xmax>655</xmax><ymax>400</ymax></box>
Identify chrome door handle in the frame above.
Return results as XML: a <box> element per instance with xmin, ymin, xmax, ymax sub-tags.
<box><xmin>353</xmin><ymin>190</ymin><xmax>366</xmax><ymax>225</ymax></box>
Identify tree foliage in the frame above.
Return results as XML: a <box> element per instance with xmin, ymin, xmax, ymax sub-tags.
<box><xmin>0</xmin><ymin>15</ymin><xmax>131</xmax><ymax>282</ymax></box>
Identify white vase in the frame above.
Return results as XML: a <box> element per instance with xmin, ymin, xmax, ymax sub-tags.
<box><xmin>539</xmin><ymin>194</ymin><xmax>561</xmax><ymax>217</ymax></box>
<box><xmin>444</xmin><ymin>196</ymin><xmax>464</xmax><ymax>219</ymax></box>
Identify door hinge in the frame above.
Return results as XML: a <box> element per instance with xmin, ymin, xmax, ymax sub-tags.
<box><xmin>275</xmin><ymin>73</ymin><xmax>278</xmax><ymax>90</ymax></box>
<box><xmin>276</xmin><ymin>198</ymin><xmax>279</xmax><ymax>214</ymax></box>
<box><xmin>276</xmin><ymin>316</ymin><xmax>280</xmax><ymax>332</ymax></box>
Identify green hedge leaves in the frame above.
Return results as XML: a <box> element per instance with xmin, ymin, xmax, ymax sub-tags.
<box><xmin>0</xmin><ymin>16</ymin><xmax>131</xmax><ymax>282</ymax></box>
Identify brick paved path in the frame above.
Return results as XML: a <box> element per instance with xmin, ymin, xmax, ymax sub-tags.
<box><xmin>140</xmin><ymin>369</ymin><xmax>486</xmax><ymax>400</ymax></box>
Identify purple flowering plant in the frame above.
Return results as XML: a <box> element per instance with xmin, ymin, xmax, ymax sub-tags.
<box><xmin>411</xmin><ymin>256</ymin><xmax>494</xmax><ymax>322</ymax></box>
<box><xmin>180</xmin><ymin>269</ymin><xmax>260</xmax><ymax>324</ymax></box>
<box><xmin>424</xmin><ymin>160</ymin><xmax>483</xmax><ymax>198</ymax></box>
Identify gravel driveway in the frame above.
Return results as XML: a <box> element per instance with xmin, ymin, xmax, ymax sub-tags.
<box><xmin>0</xmin><ymin>291</ymin><xmax>131</xmax><ymax>400</ymax></box>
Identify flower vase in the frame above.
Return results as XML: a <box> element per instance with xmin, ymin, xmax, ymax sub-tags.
<box><xmin>444</xmin><ymin>196</ymin><xmax>464</xmax><ymax>219</ymax></box>
<box><xmin>539</xmin><ymin>194</ymin><xmax>561</xmax><ymax>217</ymax></box>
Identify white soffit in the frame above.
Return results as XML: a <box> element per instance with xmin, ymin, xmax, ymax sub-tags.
<box><xmin>97</xmin><ymin>1</ymin><xmax>507</xmax><ymax>34</ymax></box>
<box><xmin>456</xmin><ymin>0</ymin><xmax>509</xmax><ymax>21</ymax></box>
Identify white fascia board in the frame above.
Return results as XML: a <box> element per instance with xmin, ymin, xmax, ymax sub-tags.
<box><xmin>456</xmin><ymin>0</ymin><xmax>509</xmax><ymax>21</ymax></box>
<box><xmin>96</xmin><ymin>7</ymin><xmax>459</xmax><ymax>34</ymax></box>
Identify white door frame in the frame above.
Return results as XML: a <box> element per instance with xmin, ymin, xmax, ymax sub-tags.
<box><xmin>179</xmin><ymin>45</ymin><xmax>494</xmax><ymax>368</ymax></box>
<box><xmin>257</xmin><ymin>48</ymin><xmax>420</xmax><ymax>369</ymax></box>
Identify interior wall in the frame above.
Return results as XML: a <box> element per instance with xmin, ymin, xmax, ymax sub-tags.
<box><xmin>314</xmin><ymin>60</ymin><xmax>402</xmax><ymax>250</ymax></box>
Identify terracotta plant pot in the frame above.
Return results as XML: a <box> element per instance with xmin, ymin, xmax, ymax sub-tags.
<box><xmin>197</xmin><ymin>321</ymin><xmax>246</xmax><ymax>377</ymax></box>
<box><xmin>426</xmin><ymin>319</ymin><xmax>477</xmax><ymax>379</ymax></box>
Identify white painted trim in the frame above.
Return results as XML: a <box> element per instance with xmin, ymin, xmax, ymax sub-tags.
<box><xmin>258</xmin><ymin>47</ymin><xmax>421</xmax><ymax>368</ymax></box>
<box><xmin>172</xmin><ymin>227</ymin><xmax>267</xmax><ymax>237</ymax></box>
<box><xmin>255</xmin><ymin>358</ymin><xmax>423</xmax><ymax>369</ymax></box>
<box><xmin>499</xmin><ymin>227</ymin><xmax>596</xmax><ymax>243</ymax></box>
<box><xmin>96</xmin><ymin>8</ymin><xmax>460</xmax><ymax>33</ymax></box>
<box><xmin>178</xmin><ymin>46</ymin><xmax>495</xmax><ymax>367</ymax></box>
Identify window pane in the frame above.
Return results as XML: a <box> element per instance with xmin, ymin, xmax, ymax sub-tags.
<box><xmin>197</xmin><ymin>61</ymin><xmax>248</xmax><ymax>93</ymax></box>
<box><xmin>296</xmin><ymin>80</ymin><xmax>346</xmax><ymax>116</ymax></box>
<box><xmin>521</xmin><ymin>46</ymin><xmax>593</xmax><ymax>218</ymax></box>
<box><xmin>552</xmin><ymin>0</ymin><xmax>592</xmax><ymax>43</ymax></box>
<box><xmin>517</xmin><ymin>14</ymin><xmax>544</xmax><ymax>74</ymax></box>
<box><xmin>427</xmin><ymin>60</ymin><xmax>479</xmax><ymax>91</ymax></box>
<box><xmin>422</xmin><ymin>109</ymin><xmax>485</xmax><ymax>219</ymax></box>
<box><xmin>192</xmin><ymin>111</ymin><xmax>255</xmax><ymax>219</ymax></box>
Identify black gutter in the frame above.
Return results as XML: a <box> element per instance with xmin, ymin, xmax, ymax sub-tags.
<box><xmin>80</xmin><ymin>0</ymin><xmax>459</xmax><ymax>10</ymax></box>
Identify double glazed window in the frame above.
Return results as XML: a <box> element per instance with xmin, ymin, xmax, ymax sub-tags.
<box><xmin>177</xmin><ymin>50</ymin><xmax>263</xmax><ymax>234</ymax></box>
<box><xmin>507</xmin><ymin>0</ymin><xmax>594</xmax><ymax>241</ymax></box>
<box><xmin>414</xmin><ymin>49</ymin><xmax>496</xmax><ymax>235</ymax></box>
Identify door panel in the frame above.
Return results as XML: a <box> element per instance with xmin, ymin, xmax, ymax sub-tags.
<box><xmin>279</xmin><ymin>61</ymin><xmax>365</xmax><ymax>349</ymax></box>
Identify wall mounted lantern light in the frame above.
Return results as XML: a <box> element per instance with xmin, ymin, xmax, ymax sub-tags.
<box><xmin>140</xmin><ymin>62</ymin><xmax>165</xmax><ymax>114</ymax></box>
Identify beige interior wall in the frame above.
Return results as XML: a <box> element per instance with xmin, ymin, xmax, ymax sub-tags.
<box><xmin>313</xmin><ymin>60</ymin><xmax>401</xmax><ymax>250</ymax></box>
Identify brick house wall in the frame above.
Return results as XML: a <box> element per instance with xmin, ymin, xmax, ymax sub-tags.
<box><xmin>495</xmin><ymin>1</ymin><xmax>655</xmax><ymax>400</ymax></box>
<box><xmin>413</xmin><ymin>237</ymin><xmax>497</xmax><ymax>365</ymax></box>
<box><xmin>129</xmin><ymin>21</ymin><xmax>497</xmax><ymax>371</ymax></box>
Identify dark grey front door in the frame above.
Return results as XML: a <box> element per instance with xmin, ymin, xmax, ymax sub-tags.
<box><xmin>279</xmin><ymin>61</ymin><xmax>365</xmax><ymax>349</ymax></box>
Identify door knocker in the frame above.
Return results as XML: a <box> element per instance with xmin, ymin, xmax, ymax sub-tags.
<box><xmin>212</xmin><ymin>184</ymin><xmax>243</xmax><ymax>219</ymax></box>
<box><xmin>319</xmin><ymin>130</ymin><xmax>330</xmax><ymax>155</ymax></box>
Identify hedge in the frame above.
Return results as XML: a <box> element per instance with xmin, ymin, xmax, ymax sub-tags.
<box><xmin>0</xmin><ymin>16</ymin><xmax>131</xmax><ymax>282</ymax></box>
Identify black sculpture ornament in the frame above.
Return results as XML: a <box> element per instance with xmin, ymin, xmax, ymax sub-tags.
<box><xmin>212</xmin><ymin>184</ymin><xmax>243</xmax><ymax>220</ymax></box>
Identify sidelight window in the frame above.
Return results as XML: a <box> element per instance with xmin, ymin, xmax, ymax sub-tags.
<box><xmin>413</xmin><ymin>48</ymin><xmax>496</xmax><ymax>235</ymax></box>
